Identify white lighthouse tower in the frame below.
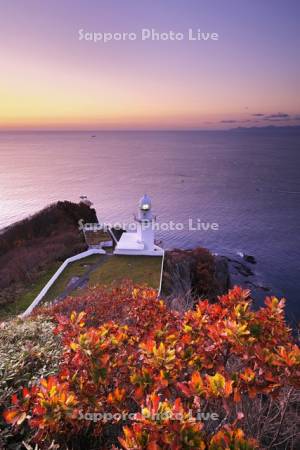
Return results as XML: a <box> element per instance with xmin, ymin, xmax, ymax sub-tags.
<box><xmin>136</xmin><ymin>194</ymin><xmax>154</xmax><ymax>251</ymax></box>
<box><xmin>114</xmin><ymin>195</ymin><xmax>163</xmax><ymax>256</ymax></box>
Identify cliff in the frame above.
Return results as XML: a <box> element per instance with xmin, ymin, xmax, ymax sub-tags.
<box><xmin>162</xmin><ymin>248</ymin><xmax>230</xmax><ymax>311</ymax></box>
<box><xmin>0</xmin><ymin>201</ymin><xmax>97</xmax><ymax>317</ymax></box>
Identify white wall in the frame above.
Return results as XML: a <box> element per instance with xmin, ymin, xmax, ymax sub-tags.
<box><xmin>21</xmin><ymin>248</ymin><xmax>105</xmax><ymax>318</ymax></box>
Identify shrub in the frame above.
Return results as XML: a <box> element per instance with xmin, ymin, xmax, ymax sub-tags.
<box><xmin>3</xmin><ymin>286</ymin><xmax>300</xmax><ymax>449</ymax></box>
<box><xmin>162</xmin><ymin>248</ymin><xmax>222</xmax><ymax>303</ymax></box>
<box><xmin>0</xmin><ymin>315</ymin><xmax>61</xmax><ymax>448</ymax></box>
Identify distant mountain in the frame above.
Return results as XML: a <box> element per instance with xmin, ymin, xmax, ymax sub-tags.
<box><xmin>228</xmin><ymin>125</ymin><xmax>300</xmax><ymax>133</ymax></box>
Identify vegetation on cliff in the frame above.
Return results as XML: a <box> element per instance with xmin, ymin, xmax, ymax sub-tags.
<box><xmin>2</xmin><ymin>283</ymin><xmax>300</xmax><ymax>449</ymax></box>
<box><xmin>162</xmin><ymin>248</ymin><xmax>230</xmax><ymax>310</ymax></box>
<box><xmin>0</xmin><ymin>201</ymin><xmax>97</xmax><ymax>317</ymax></box>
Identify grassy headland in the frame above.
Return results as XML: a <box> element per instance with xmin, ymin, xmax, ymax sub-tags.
<box><xmin>0</xmin><ymin>201</ymin><xmax>97</xmax><ymax>318</ymax></box>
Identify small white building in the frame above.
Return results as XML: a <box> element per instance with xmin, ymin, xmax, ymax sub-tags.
<box><xmin>114</xmin><ymin>195</ymin><xmax>163</xmax><ymax>256</ymax></box>
<box><xmin>79</xmin><ymin>195</ymin><xmax>93</xmax><ymax>207</ymax></box>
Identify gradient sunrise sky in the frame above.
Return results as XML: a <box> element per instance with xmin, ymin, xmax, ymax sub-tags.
<box><xmin>0</xmin><ymin>0</ymin><xmax>299</xmax><ymax>130</ymax></box>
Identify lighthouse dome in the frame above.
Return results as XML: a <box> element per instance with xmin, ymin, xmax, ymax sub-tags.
<box><xmin>139</xmin><ymin>194</ymin><xmax>152</xmax><ymax>211</ymax></box>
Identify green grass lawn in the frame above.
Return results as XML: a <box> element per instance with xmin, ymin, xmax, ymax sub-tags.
<box><xmin>16</xmin><ymin>254</ymin><xmax>104</xmax><ymax>312</ymax></box>
<box><xmin>88</xmin><ymin>255</ymin><xmax>163</xmax><ymax>290</ymax></box>
<box><xmin>10</xmin><ymin>254</ymin><xmax>162</xmax><ymax>317</ymax></box>
<box><xmin>41</xmin><ymin>254</ymin><xmax>105</xmax><ymax>303</ymax></box>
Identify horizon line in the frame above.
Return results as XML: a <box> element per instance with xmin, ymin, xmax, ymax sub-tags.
<box><xmin>1</xmin><ymin>125</ymin><xmax>300</xmax><ymax>133</ymax></box>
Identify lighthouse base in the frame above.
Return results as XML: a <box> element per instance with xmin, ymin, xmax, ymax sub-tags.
<box><xmin>114</xmin><ymin>232</ymin><xmax>163</xmax><ymax>256</ymax></box>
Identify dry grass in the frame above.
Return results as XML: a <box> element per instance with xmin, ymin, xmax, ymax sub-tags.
<box><xmin>0</xmin><ymin>315</ymin><xmax>62</xmax><ymax>449</ymax></box>
<box><xmin>239</xmin><ymin>388</ymin><xmax>300</xmax><ymax>449</ymax></box>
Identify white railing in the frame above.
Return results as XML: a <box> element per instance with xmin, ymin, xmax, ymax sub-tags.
<box><xmin>21</xmin><ymin>248</ymin><xmax>105</xmax><ymax>318</ymax></box>
<box><xmin>158</xmin><ymin>250</ymin><xmax>165</xmax><ymax>296</ymax></box>
<box><xmin>21</xmin><ymin>247</ymin><xmax>165</xmax><ymax>318</ymax></box>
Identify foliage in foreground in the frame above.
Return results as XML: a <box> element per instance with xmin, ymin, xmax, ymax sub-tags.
<box><xmin>0</xmin><ymin>315</ymin><xmax>61</xmax><ymax>448</ymax></box>
<box><xmin>3</xmin><ymin>285</ymin><xmax>300</xmax><ymax>449</ymax></box>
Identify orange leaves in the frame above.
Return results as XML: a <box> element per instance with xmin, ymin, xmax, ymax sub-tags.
<box><xmin>30</xmin><ymin>381</ymin><xmax>79</xmax><ymax>433</ymax></box>
<box><xmin>140</xmin><ymin>338</ymin><xmax>156</xmax><ymax>354</ymax></box>
<box><xmin>219</xmin><ymin>286</ymin><xmax>250</xmax><ymax>307</ymax></box>
<box><xmin>70</xmin><ymin>310</ymin><xmax>86</xmax><ymax>327</ymax></box>
<box><xmin>22</xmin><ymin>387</ymin><xmax>30</xmax><ymax>399</ymax></box>
<box><xmin>234</xmin><ymin>301</ymin><xmax>251</xmax><ymax>320</ymax></box>
<box><xmin>209</xmin><ymin>426</ymin><xmax>258</xmax><ymax>449</ymax></box>
<box><xmin>178</xmin><ymin>371</ymin><xmax>205</xmax><ymax>397</ymax></box>
<box><xmin>118</xmin><ymin>423</ymin><xmax>148</xmax><ymax>450</ymax></box>
<box><xmin>3</xmin><ymin>384</ymin><xmax>32</xmax><ymax>426</ymax></box>
<box><xmin>120</xmin><ymin>395</ymin><xmax>205</xmax><ymax>450</ymax></box>
<box><xmin>3</xmin><ymin>285</ymin><xmax>300</xmax><ymax>449</ymax></box>
<box><xmin>132</xmin><ymin>287</ymin><xmax>158</xmax><ymax>301</ymax></box>
<box><xmin>141</xmin><ymin>393</ymin><xmax>168</xmax><ymax>421</ymax></box>
<box><xmin>40</xmin><ymin>375</ymin><xmax>58</xmax><ymax>391</ymax></box>
<box><xmin>264</xmin><ymin>296</ymin><xmax>286</xmax><ymax>313</ymax></box>
<box><xmin>107</xmin><ymin>387</ymin><xmax>126</xmax><ymax>405</ymax></box>
<box><xmin>206</xmin><ymin>373</ymin><xmax>233</xmax><ymax>398</ymax></box>
<box><xmin>222</xmin><ymin>319</ymin><xmax>250</xmax><ymax>342</ymax></box>
<box><xmin>152</xmin><ymin>342</ymin><xmax>175</xmax><ymax>367</ymax></box>
<box><xmin>191</xmin><ymin>371</ymin><xmax>204</xmax><ymax>394</ymax></box>
<box><xmin>3</xmin><ymin>376</ymin><xmax>79</xmax><ymax>437</ymax></box>
<box><xmin>240</xmin><ymin>368</ymin><xmax>256</xmax><ymax>383</ymax></box>
<box><xmin>140</xmin><ymin>339</ymin><xmax>176</xmax><ymax>371</ymax></box>
<box><xmin>3</xmin><ymin>409</ymin><xmax>26</xmax><ymax>426</ymax></box>
<box><xmin>70</xmin><ymin>341</ymin><xmax>80</xmax><ymax>351</ymax></box>
<box><xmin>273</xmin><ymin>345</ymin><xmax>300</xmax><ymax>367</ymax></box>
<box><xmin>179</xmin><ymin>372</ymin><xmax>233</xmax><ymax>399</ymax></box>
<box><xmin>36</xmin><ymin>376</ymin><xmax>78</xmax><ymax>414</ymax></box>
<box><xmin>233</xmin><ymin>388</ymin><xmax>241</xmax><ymax>403</ymax></box>
<box><xmin>66</xmin><ymin>322</ymin><xmax>128</xmax><ymax>384</ymax></box>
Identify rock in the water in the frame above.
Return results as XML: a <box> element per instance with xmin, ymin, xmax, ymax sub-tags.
<box><xmin>243</xmin><ymin>254</ymin><xmax>257</xmax><ymax>264</ymax></box>
<box><xmin>232</xmin><ymin>261</ymin><xmax>254</xmax><ymax>277</ymax></box>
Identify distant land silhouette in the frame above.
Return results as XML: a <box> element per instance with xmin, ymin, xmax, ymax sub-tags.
<box><xmin>228</xmin><ymin>125</ymin><xmax>300</xmax><ymax>133</ymax></box>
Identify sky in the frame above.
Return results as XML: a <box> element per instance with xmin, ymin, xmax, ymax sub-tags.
<box><xmin>0</xmin><ymin>0</ymin><xmax>299</xmax><ymax>130</ymax></box>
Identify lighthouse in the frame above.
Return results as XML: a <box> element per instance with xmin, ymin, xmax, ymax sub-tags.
<box><xmin>136</xmin><ymin>194</ymin><xmax>155</xmax><ymax>251</ymax></box>
<box><xmin>114</xmin><ymin>195</ymin><xmax>163</xmax><ymax>256</ymax></box>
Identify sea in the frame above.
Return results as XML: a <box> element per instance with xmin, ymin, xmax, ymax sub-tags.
<box><xmin>0</xmin><ymin>129</ymin><xmax>299</xmax><ymax>321</ymax></box>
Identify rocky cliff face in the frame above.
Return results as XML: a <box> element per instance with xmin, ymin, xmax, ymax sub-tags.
<box><xmin>161</xmin><ymin>248</ymin><xmax>230</xmax><ymax>311</ymax></box>
<box><xmin>161</xmin><ymin>247</ymin><xmax>272</xmax><ymax>313</ymax></box>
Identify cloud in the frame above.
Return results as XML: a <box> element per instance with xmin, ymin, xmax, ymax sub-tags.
<box><xmin>264</xmin><ymin>112</ymin><xmax>290</xmax><ymax>120</ymax></box>
<box><xmin>252</xmin><ymin>112</ymin><xmax>297</xmax><ymax>121</ymax></box>
<box><xmin>217</xmin><ymin>113</ymin><xmax>300</xmax><ymax>127</ymax></box>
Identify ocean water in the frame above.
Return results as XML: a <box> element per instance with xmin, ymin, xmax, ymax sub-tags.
<box><xmin>0</xmin><ymin>130</ymin><xmax>299</xmax><ymax>319</ymax></box>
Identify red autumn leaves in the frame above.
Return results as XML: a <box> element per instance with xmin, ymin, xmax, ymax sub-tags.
<box><xmin>4</xmin><ymin>285</ymin><xmax>300</xmax><ymax>449</ymax></box>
